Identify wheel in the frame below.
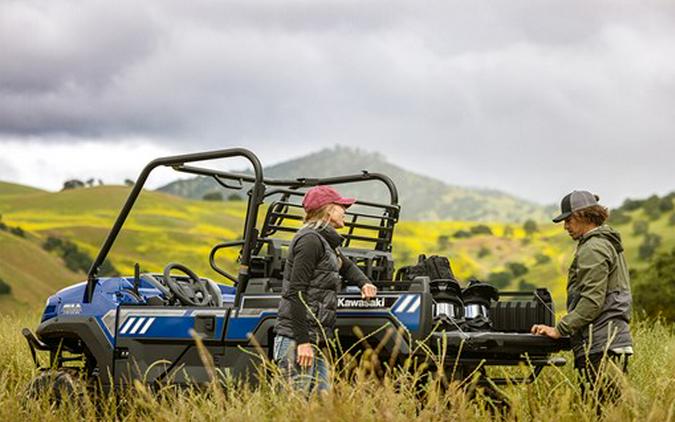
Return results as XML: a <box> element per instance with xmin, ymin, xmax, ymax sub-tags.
<box><xmin>26</xmin><ymin>368</ymin><xmax>85</xmax><ymax>406</ymax></box>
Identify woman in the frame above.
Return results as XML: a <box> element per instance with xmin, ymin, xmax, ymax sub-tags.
<box><xmin>274</xmin><ymin>185</ymin><xmax>378</xmax><ymax>393</ymax></box>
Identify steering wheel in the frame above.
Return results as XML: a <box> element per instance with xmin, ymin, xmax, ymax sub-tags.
<box><xmin>163</xmin><ymin>263</ymin><xmax>212</xmax><ymax>306</ymax></box>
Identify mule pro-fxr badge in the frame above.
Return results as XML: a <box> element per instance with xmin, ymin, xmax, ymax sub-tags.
<box><xmin>337</xmin><ymin>296</ymin><xmax>398</xmax><ymax>310</ymax></box>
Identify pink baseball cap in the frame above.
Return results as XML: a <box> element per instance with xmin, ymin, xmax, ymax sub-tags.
<box><xmin>302</xmin><ymin>185</ymin><xmax>356</xmax><ymax>212</ymax></box>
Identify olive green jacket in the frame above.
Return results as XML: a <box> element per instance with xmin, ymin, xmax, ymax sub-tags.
<box><xmin>556</xmin><ymin>225</ymin><xmax>633</xmax><ymax>357</ymax></box>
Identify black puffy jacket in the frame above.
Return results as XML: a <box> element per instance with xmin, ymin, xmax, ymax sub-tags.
<box><xmin>275</xmin><ymin>226</ymin><xmax>368</xmax><ymax>344</ymax></box>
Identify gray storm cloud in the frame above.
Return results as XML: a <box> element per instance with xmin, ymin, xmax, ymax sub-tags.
<box><xmin>1</xmin><ymin>0</ymin><xmax>674</xmax><ymax>204</ymax></box>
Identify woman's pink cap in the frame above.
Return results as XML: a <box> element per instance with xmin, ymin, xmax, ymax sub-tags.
<box><xmin>302</xmin><ymin>185</ymin><xmax>356</xmax><ymax>212</ymax></box>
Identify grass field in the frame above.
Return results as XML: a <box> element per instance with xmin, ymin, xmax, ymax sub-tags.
<box><xmin>0</xmin><ymin>311</ymin><xmax>672</xmax><ymax>421</ymax></box>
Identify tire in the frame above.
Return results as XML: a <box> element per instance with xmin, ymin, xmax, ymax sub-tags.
<box><xmin>26</xmin><ymin>369</ymin><xmax>85</xmax><ymax>406</ymax></box>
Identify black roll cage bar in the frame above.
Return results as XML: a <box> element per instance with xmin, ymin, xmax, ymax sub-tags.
<box><xmin>84</xmin><ymin>148</ymin><xmax>399</xmax><ymax>304</ymax></box>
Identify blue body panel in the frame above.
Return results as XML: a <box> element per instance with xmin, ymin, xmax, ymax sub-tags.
<box><xmin>41</xmin><ymin>277</ymin><xmax>236</xmax><ymax>345</ymax></box>
<box><xmin>40</xmin><ymin>279</ymin><xmax>421</xmax><ymax>345</ymax></box>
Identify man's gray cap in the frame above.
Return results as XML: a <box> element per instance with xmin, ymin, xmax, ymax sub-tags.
<box><xmin>552</xmin><ymin>190</ymin><xmax>600</xmax><ymax>223</ymax></box>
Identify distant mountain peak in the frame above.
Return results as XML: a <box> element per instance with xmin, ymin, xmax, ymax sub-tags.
<box><xmin>157</xmin><ymin>145</ymin><xmax>550</xmax><ymax>222</ymax></box>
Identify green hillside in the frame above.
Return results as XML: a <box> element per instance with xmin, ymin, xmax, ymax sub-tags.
<box><xmin>0</xmin><ymin>231</ymin><xmax>81</xmax><ymax>312</ymax></box>
<box><xmin>0</xmin><ymin>185</ymin><xmax>248</xmax><ymax>312</ymax></box>
<box><xmin>0</xmin><ymin>181</ymin><xmax>45</xmax><ymax>196</ymax></box>
<box><xmin>0</xmin><ymin>181</ymin><xmax>673</xmax><ymax>314</ymax></box>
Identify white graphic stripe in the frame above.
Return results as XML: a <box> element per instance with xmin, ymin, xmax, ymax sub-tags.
<box><xmin>119</xmin><ymin>317</ymin><xmax>136</xmax><ymax>334</ymax></box>
<box><xmin>129</xmin><ymin>317</ymin><xmax>146</xmax><ymax>334</ymax></box>
<box><xmin>407</xmin><ymin>297</ymin><xmax>421</xmax><ymax>313</ymax></box>
<box><xmin>395</xmin><ymin>295</ymin><xmax>414</xmax><ymax>313</ymax></box>
<box><xmin>139</xmin><ymin>317</ymin><xmax>155</xmax><ymax>335</ymax></box>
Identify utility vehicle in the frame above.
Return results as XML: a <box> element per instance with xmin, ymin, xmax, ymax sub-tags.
<box><xmin>23</xmin><ymin>148</ymin><xmax>570</xmax><ymax>395</ymax></box>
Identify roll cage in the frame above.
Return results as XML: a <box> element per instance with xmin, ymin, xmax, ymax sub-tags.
<box><xmin>85</xmin><ymin>148</ymin><xmax>400</xmax><ymax>305</ymax></box>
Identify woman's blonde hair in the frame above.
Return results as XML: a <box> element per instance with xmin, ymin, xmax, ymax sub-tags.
<box><xmin>302</xmin><ymin>203</ymin><xmax>336</xmax><ymax>230</ymax></box>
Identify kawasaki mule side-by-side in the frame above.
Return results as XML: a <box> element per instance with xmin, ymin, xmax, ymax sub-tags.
<box><xmin>22</xmin><ymin>148</ymin><xmax>570</xmax><ymax>395</ymax></box>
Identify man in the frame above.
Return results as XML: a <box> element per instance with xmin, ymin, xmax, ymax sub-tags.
<box><xmin>531</xmin><ymin>190</ymin><xmax>633</xmax><ymax>402</ymax></box>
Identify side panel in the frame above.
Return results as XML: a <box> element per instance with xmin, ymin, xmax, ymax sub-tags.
<box><xmin>113</xmin><ymin>307</ymin><xmax>230</xmax><ymax>386</ymax></box>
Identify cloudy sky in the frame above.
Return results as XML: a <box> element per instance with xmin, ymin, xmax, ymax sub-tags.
<box><xmin>1</xmin><ymin>0</ymin><xmax>674</xmax><ymax>206</ymax></box>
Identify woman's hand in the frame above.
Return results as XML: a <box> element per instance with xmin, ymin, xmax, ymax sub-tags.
<box><xmin>530</xmin><ymin>324</ymin><xmax>561</xmax><ymax>339</ymax></box>
<box><xmin>361</xmin><ymin>283</ymin><xmax>377</xmax><ymax>300</ymax></box>
<box><xmin>296</xmin><ymin>342</ymin><xmax>314</xmax><ymax>368</ymax></box>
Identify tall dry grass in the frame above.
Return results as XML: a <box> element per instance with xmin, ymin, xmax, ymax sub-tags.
<box><xmin>1</xmin><ymin>312</ymin><xmax>673</xmax><ymax>421</ymax></box>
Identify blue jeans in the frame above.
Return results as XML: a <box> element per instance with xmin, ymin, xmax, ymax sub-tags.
<box><xmin>273</xmin><ymin>335</ymin><xmax>330</xmax><ymax>394</ymax></box>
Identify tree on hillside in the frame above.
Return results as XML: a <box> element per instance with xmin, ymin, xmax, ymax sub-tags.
<box><xmin>86</xmin><ymin>178</ymin><xmax>95</xmax><ymax>187</ymax></box>
<box><xmin>62</xmin><ymin>179</ymin><xmax>85</xmax><ymax>191</ymax></box>
<box><xmin>535</xmin><ymin>253</ymin><xmax>551</xmax><ymax>265</ymax></box>
<box><xmin>642</xmin><ymin>195</ymin><xmax>662</xmax><ymax>220</ymax></box>
<box><xmin>0</xmin><ymin>277</ymin><xmax>10</xmax><ymax>295</ymax></box>
<box><xmin>621</xmin><ymin>198</ymin><xmax>644</xmax><ymax>212</ymax></box>
<box><xmin>453</xmin><ymin>230</ymin><xmax>472</xmax><ymax>239</ymax></box>
<box><xmin>633</xmin><ymin>247</ymin><xmax>675</xmax><ymax>322</ymax></box>
<box><xmin>227</xmin><ymin>193</ymin><xmax>243</xmax><ymax>201</ymax></box>
<box><xmin>506</xmin><ymin>262</ymin><xmax>528</xmax><ymax>277</ymax></box>
<box><xmin>202</xmin><ymin>192</ymin><xmax>223</xmax><ymax>201</ymax></box>
<box><xmin>487</xmin><ymin>271</ymin><xmax>512</xmax><ymax>289</ymax></box>
<box><xmin>9</xmin><ymin>226</ymin><xmax>25</xmax><ymax>238</ymax></box>
<box><xmin>477</xmin><ymin>246</ymin><xmax>491</xmax><ymax>258</ymax></box>
<box><xmin>659</xmin><ymin>196</ymin><xmax>674</xmax><ymax>213</ymax></box>
<box><xmin>124</xmin><ymin>179</ymin><xmax>135</xmax><ymax>187</ymax></box>
<box><xmin>470</xmin><ymin>225</ymin><xmax>493</xmax><ymax>236</ymax></box>
<box><xmin>518</xmin><ymin>279</ymin><xmax>536</xmax><ymax>291</ymax></box>
<box><xmin>608</xmin><ymin>209</ymin><xmax>632</xmax><ymax>225</ymax></box>
<box><xmin>523</xmin><ymin>219</ymin><xmax>538</xmax><ymax>236</ymax></box>
<box><xmin>633</xmin><ymin>220</ymin><xmax>649</xmax><ymax>236</ymax></box>
<box><xmin>639</xmin><ymin>233</ymin><xmax>662</xmax><ymax>261</ymax></box>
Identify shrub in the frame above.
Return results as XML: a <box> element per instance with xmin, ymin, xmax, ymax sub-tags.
<box><xmin>227</xmin><ymin>193</ymin><xmax>243</xmax><ymax>201</ymax></box>
<box><xmin>42</xmin><ymin>236</ymin><xmax>118</xmax><ymax>275</ymax></box>
<box><xmin>62</xmin><ymin>179</ymin><xmax>85</xmax><ymax>190</ymax></box>
<box><xmin>608</xmin><ymin>209</ymin><xmax>632</xmax><ymax>225</ymax></box>
<box><xmin>633</xmin><ymin>247</ymin><xmax>675</xmax><ymax>322</ymax></box>
<box><xmin>518</xmin><ymin>279</ymin><xmax>536</xmax><ymax>291</ymax></box>
<box><xmin>659</xmin><ymin>196</ymin><xmax>674</xmax><ymax>213</ymax></box>
<box><xmin>639</xmin><ymin>233</ymin><xmax>662</xmax><ymax>260</ymax></box>
<box><xmin>621</xmin><ymin>198</ymin><xmax>644</xmax><ymax>211</ymax></box>
<box><xmin>523</xmin><ymin>219</ymin><xmax>538</xmax><ymax>236</ymax></box>
<box><xmin>9</xmin><ymin>226</ymin><xmax>25</xmax><ymax>238</ymax></box>
<box><xmin>43</xmin><ymin>236</ymin><xmax>64</xmax><ymax>252</ymax></box>
<box><xmin>470</xmin><ymin>225</ymin><xmax>493</xmax><ymax>236</ymax></box>
<box><xmin>453</xmin><ymin>230</ymin><xmax>472</xmax><ymax>239</ymax></box>
<box><xmin>0</xmin><ymin>277</ymin><xmax>10</xmax><ymax>295</ymax></box>
<box><xmin>202</xmin><ymin>192</ymin><xmax>223</xmax><ymax>201</ymax></box>
<box><xmin>633</xmin><ymin>220</ymin><xmax>649</xmax><ymax>236</ymax></box>
<box><xmin>642</xmin><ymin>195</ymin><xmax>662</xmax><ymax>220</ymax></box>
<box><xmin>487</xmin><ymin>271</ymin><xmax>512</xmax><ymax>289</ymax></box>
<box><xmin>477</xmin><ymin>246</ymin><xmax>491</xmax><ymax>258</ymax></box>
<box><xmin>506</xmin><ymin>262</ymin><xmax>528</xmax><ymax>277</ymax></box>
<box><xmin>535</xmin><ymin>253</ymin><xmax>551</xmax><ymax>265</ymax></box>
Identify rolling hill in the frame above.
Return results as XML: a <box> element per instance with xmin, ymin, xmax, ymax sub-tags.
<box><xmin>0</xmin><ymin>180</ymin><xmax>673</xmax><ymax>314</ymax></box>
<box><xmin>158</xmin><ymin>146</ymin><xmax>555</xmax><ymax>222</ymax></box>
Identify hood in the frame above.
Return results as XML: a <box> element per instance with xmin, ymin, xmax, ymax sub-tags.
<box><xmin>581</xmin><ymin>225</ymin><xmax>624</xmax><ymax>253</ymax></box>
